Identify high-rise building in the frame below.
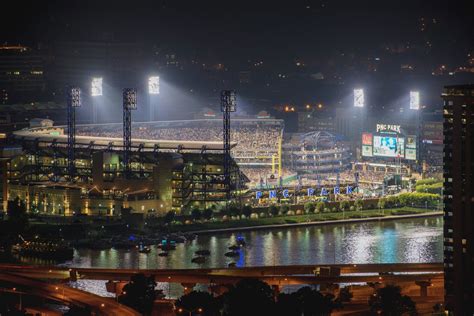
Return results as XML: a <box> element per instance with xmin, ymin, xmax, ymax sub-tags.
<box><xmin>442</xmin><ymin>84</ymin><xmax>474</xmax><ymax>314</ymax></box>
<box><xmin>0</xmin><ymin>45</ymin><xmax>46</xmax><ymax>103</ymax></box>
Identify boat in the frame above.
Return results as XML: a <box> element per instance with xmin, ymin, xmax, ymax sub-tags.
<box><xmin>224</xmin><ymin>250</ymin><xmax>240</xmax><ymax>257</ymax></box>
<box><xmin>158</xmin><ymin>252</ymin><xmax>169</xmax><ymax>257</ymax></box>
<box><xmin>191</xmin><ymin>256</ymin><xmax>206</xmax><ymax>264</ymax></box>
<box><xmin>137</xmin><ymin>244</ymin><xmax>151</xmax><ymax>254</ymax></box>
<box><xmin>12</xmin><ymin>237</ymin><xmax>73</xmax><ymax>261</ymax></box>
<box><xmin>160</xmin><ymin>243</ymin><xmax>176</xmax><ymax>251</ymax></box>
<box><xmin>195</xmin><ymin>250</ymin><xmax>210</xmax><ymax>256</ymax></box>
<box><xmin>158</xmin><ymin>239</ymin><xmax>177</xmax><ymax>251</ymax></box>
<box><xmin>236</xmin><ymin>236</ymin><xmax>246</xmax><ymax>247</ymax></box>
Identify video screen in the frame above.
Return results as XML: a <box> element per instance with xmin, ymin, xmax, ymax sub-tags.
<box><xmin>373</xmin><ymin>136</ymin><xmax>405</xmax><ymax>157</ymax></box>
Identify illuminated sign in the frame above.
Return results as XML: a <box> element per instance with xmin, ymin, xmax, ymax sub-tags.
<box><xmin>362</xmin><ymin>133</ymin><xmax>373</xmax><ymax>145</ymax></box>
<box><xmin>405</xmin><ymin>148</ymin><xmax>417</xmax><ymax>160</ymax></box>
<box><xmin>255</xmin><ymin>186</ymin><xmax>354</xmax><ymax>200</ymax></box>
<box><xmin>376</xmin><ymin>124</ymin><xmax>401</xmax><ymax>134</ymax></box>
<box><xmin>362</xmin><ymin>145</ymin><xmax>373</xmax><ymax>157</ymax></box>
<box><xmin>405</xmin><ymin>135</ymin><xmax>417</xmax><ymax>160</ymax></box>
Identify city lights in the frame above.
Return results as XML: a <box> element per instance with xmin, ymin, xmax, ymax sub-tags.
<box><xmin>148</xmin><ymin>76</ymin><xmax>160</xmax><ymax>94</ymax></box>
<box><xmin>91</xmin><ymin>77</ymin><xmax>103</xmax><ymax>96</ymax></box>
<box><xmin>354</xmin><ymin>89</ymin><xmax>365</xmax><ymax>107</ymax></box>
<box><xmin>410</xmin><ymin>91</ymin><xmax>420</xmax><ymax>110</ymax></box>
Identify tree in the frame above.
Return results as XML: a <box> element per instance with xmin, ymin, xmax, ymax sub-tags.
<box><xmin>1</xmin><ymin>197</ymin><xmax>29</xmax><ymax>253</ymax></box>
<box><xmin>241</xmin><ymin>205</ymin><xmax>253</xmax><ymax>218</ymax></box>
<box><xmin>369</xmin><ymin>285</ymin><xmax>417</xmax><ymax>316</ymax></box>
<box><xmin>338</xmin><ymin>287</ymin><xmax>353</xmax><ymax>303</ymax></box>
<box><xmin>294</xmin><ymin>286</ymin><xmax>337</xmax><ymax>316</ymax></box>
<box><xmin>164</xmin><ymin>211</ymin><xmax>176</xmax><ymax>224</ymax></box>
<box><xmin>339</xmin><ymin>201</ymin><xmax>350</xmax><ymax>212</ymax></box>
<box><xmin>221</xmin><ymin>279</ymin><xmax>275</xmax><ymax>316</ymax></box>
<box><xmin>304</xmin><ymin>202</ymin><xmax>315</xmax><ymax>214</ymax></box>
<box><xmin>175</xmin><ymin>291</ymin><xmax>220</xmax><ymax>316</ymax></box>
<box><xmin>275</xmin><ymin>292</ymin><xmax>301</xmax><ymax>316</ymax></box>
<box><xmin>7</xmin><ymin>197</ymin><xmax>28</xmax><ymax>232</ymax></box>
<box><xmin>316</xmin><ymin>202</ymin><xmax>325</xmax><ymax>213</ymax></box>
<box><xmin>191</xmin><ymin>208</ymin><xmax>202</xmax><ymax>221</ymax></box>
<box><xmin>269</xmin><ymin>205</ymin><xmax>279</xmax><ymax>216</ymax></box>
<box><xmin>377</xmin><ymin>198</ymin><xmax>386</xmax><ymax>209</ymax></box>
<box><xmin>119</xmin><ymin>273</ymin><xmax>157</xmax><ymax>315</ymax></box>
<box><xmin>202</xmin><ymin>208</ymin><xmax>214</xmax><ymax>220</ymax></box>
<box><xmin>228</xmin><ymin>206</ymin><xmax>240</xmax><ymax>217</ymax></box>
<box><xmin>354</xmin><ymin>199</ymin><xmax>364</xmax><ymax>211</ymax></box>
<box><xmin>280</xmin><ymin>205</ymin><xmax>289</xmax><ymax>215</ymax></box>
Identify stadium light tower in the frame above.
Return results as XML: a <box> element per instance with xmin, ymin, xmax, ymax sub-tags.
<box><xmin>410</xmin><ymin>91</ymin><xmax>420</xmax><ymax>110</ymax></box>
<box><xmin>91</xmin><ymin>77</ymin><xmax>103</xmax><ymax>123</ymax></box>
<box><xmin>123</xmin><ymin>88</ymin><xmax>138</xmax><ymax>179</ymax></box>
<box><xmin>221</xmin><ymin>90</ymin><xmax>237</xmax><ymax>204</ymax></box>
<box><xmin>67</xmin><ymin>87</ymin><xmax>81</xmax><ymax>180</ymax></box>
<box><xmin>353</xmin><ymin>88</ymin><xmax>365</xmax><ymax>108</ymax></box>
<box><xmin>148</xmin><ymin>76</ymin><xmax>160</xmax><ymax>121</ymax></box>
<box><xmin>410</xmin><ymin>91</ymin><xmax>422</xmax><ymax>161</ymax></box>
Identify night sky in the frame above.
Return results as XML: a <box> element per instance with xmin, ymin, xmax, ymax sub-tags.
<box><xmin>1</xmin><ymin>0</ymin><xmax>472</xmax><ymax>121</ymax></box>
<box><xmin>3</xmin><ymin>0</ymin><xmax>472</xmax><ymax>63</ymax></box>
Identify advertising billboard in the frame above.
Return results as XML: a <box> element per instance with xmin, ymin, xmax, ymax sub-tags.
<box><xmin>362</xmin><ymin>133</ymin><xmax>373</xmax><ymax>145</ymax></box>
<box><xmin>405</xmin><ymin>136</ymin><xmax>417</xmax><ymax>160</ymax></box>
<box><xmin>406</xmin><ymin>136</ymin><xmax>416</xmax><ymax>149</ymax></box>
<box><xmin>373</xmin><ymin>136</ymin><xmax>405</xmax><ymax>157</ymax></box>
<box><xmin>362</xmin><ymin>145</ymin><xmax>373</xmax><ymax>157</ymax></box>
<box><xmin>405</xmin><ymin>148</ymin><xmax>417</xmax><ymax>160</ymax></box>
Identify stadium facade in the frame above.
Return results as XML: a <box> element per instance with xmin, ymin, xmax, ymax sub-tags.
<box><xmin>4</xmin><ymin>124</ymin><xmax>243</xmax><ymax>215</ymax></box>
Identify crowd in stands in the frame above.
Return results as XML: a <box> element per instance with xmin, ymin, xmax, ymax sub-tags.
<box><xmin>76</xmin><ymin>121</ymin><xmax>282</xmax><ymax>154</ymax></box>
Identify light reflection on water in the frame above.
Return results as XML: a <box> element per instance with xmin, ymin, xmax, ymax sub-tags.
<box><xmin>68</xmin><ymin>217</ymin><xmax>443</xmax><ymax>270</ymax></box>
<box><xmin>65</xmin><ymin>217</ymin><xmax>442</xmax><ymax>297</ymax></box>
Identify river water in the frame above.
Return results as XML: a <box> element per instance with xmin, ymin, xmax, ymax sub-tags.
<box><xmin>64</xmin><ymin>216</ymin><xmax>443</xmax><ymax>297</ymax></box>
<box><xmin>67</xmin><ymin>216</ymin><xmax>443</xmax><ymax>269</ymax></box>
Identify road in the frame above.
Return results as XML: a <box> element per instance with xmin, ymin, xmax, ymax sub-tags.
<box><xmin>0</xmin><ymin>262</ymin><xmax>442</xmax><ymax>285</ymax></box>
<box><xmin>0</xmin><ymin>271</ymin><xmax>140</xmax><ymax>316</ymax></box>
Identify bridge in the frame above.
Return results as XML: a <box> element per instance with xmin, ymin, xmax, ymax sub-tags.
<box><xmin>0</xmin><ymin>262</ymin><xmax>442</xmax><ymax>291</ymax></box>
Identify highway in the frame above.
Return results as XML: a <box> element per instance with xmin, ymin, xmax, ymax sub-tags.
<box><xmin>0</xmin><ymin>263</ymin><xmax>443</xmax><ymax>314</ymax></box>
<box><xmin>0</xmin><ymin>263</ymin><xmax>442</xmax><ymax>285</ymax></box>
<box><xmin>0</xmin><ymin>271</ymin><xmax>140</xmax><ymax>316</ymax></box>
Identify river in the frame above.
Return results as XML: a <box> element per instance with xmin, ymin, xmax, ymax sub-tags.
<box><xmin>64</xmin><ymin>216</ymin><xmax>443</xmax><ymax>297</ymax></box>
<box><xmin>67</xmin><ymin>216</ymin><xmax>443</xmax><ymax>269</ymax></box>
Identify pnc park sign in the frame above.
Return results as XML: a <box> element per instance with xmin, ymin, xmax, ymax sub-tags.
<box><xmin>255</xmin><ymin>185</ymin><xmax>355</xmax><ymax>200</ymax></box>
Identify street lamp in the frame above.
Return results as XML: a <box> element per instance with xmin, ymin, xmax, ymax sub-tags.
<box><xmin>177</xmin><ymin>307</ymin><xmax>203</xmax><ymax>316</ymax></box>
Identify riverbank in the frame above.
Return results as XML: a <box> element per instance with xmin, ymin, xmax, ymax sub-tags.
<box><xmin>171</xmin><ymin>208</ymin><xmax>442</xmax><ymax>235</ymax></box>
